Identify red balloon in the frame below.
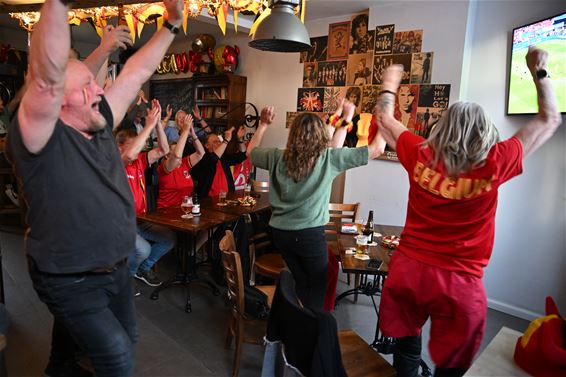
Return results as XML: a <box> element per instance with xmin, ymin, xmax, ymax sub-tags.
<box><xmin>222</xmin><ymin>45</ymin><xmax>239</xmax><ymax>70</ymax></box>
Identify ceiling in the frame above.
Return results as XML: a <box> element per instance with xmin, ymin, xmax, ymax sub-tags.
<box><xmin>0</xmin><ymin>0</ymin><xmax>378</xmax><ymax>46</ymax></box>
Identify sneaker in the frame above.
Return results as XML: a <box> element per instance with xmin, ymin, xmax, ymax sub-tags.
<box><xmin>132</xmin><ymin>279</ymin><xmax>141</xmax><ymax>297</ymax></box>
<box><xmin>135</xmin><ymin>269</ymin><xmax>162</xmax><ymax>287</ymax></box>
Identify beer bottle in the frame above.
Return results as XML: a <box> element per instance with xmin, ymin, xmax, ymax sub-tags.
<box><xmin>192</xmin><ymin>180</ymin><xmax>201</xmax><ymax>216</ymax></box>
<box><xmin>363</xmin><ymin>210</ymin><xmax>374</xmax><ymax>243</ymax></box>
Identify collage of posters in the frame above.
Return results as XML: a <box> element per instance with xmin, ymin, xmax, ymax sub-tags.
<box><xmin>293</xmin><ymin>10</ymin><xmax>451</xmax><ymax>161</ymax></box>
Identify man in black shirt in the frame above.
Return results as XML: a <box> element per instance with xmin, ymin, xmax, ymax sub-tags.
<box><xmin>6</xmin><ymin>1</ymin><xmax>184</xmax><ymax>376</ymax></box>
<box><xmin>191</xmin><ymin>125</ymin><xmax>247</xmax><ymax>197</ymax></box>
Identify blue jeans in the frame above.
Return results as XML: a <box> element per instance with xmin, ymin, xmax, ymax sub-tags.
<box><xmin>271</xmin><ymin>226</ymin><xmax>328</xmax><ymax>311</ymax></box>
<box><xmin>128</xmin><ymin>221</ymin><xmax>176</xmax><ymax>276</ymax></box>
<box><xmin>28</xmin><ymin>259</ymin><xmax>137</xmax><ymax>377</ymax></box>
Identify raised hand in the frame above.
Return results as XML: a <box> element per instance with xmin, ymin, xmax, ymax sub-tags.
<box><xmin>100</xmin><ymin>24</ymin><xmax>132</xmax><ymax>53</ymax></box>
<box><xmin>381</xmin><ymin>64</ymin><xmax>403</xmax><ymax>92</ymax></box>
<box><xmin>180</xmin><ymin>113</ymin><xmax>194</xmax><ymax>134</ymax></box>
<box><xmin>259</xmin><ymin>106</ymin><xmax>276</xmax><ymax>126</ymax></box>
<box><xmin>163</xmin><ymin>0</ymin><xmax>183</xmax><ymax>24</ymax></box>
<box><xmin>192</xmin><ymin>104</ymin><xmax>201</xmax><ymax>120</ymax></box>
<box><xmin>342</xmin><ymin>100</ymin><xmax>356</xmax><ymax>122</ymax></box>
<box><xmin>526</xmin><ymin>46</ymin><xmax>548</xmax><ymax>78</ymax></box>
<box><xmin>145</xmin><ymin>99</ymin><xmax>162</xmax><ymax>129</ymax></box>
<box><xmin>164</xmin><ymin>104</ymin><xmax>173</xmax><ymax>121</ymax></box>
<box><xmin>334</xmin><ymin>98</ymin><xmax>345</xmax><ymax>118</ymax></box>
<box><xmin>136</xmin><ymin>89</ymin><xmax>148</xmax><ymax>105</ymax></box>
<box><xmin>224</xmin><ymin>127</ymin><xmax>235</xmax><ymax>142</ymax></box>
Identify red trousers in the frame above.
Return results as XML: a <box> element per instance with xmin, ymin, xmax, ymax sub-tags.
<box><xmin>380</xmin><ymin>252</ymin><xmax>487</xmax><ymax>368</ymax></box>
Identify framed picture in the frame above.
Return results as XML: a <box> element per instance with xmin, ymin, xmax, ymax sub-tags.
<box><xmin>300</xmin><ymin>36</ymin><xmax>328</xmax><ymax>63</ymax></box>
<box><xmin>303</xmin><ymin>62</ymin><xmax>318</xmax><ymax>88</ymax></box>
<box><xmin>316</xmin><ymin>61</ymin><xmax>347</xmax><ymax>87</ymax></box>
<box><xmin>297</xmin><ymin>88</ymin><xmax>325</xmax><ymax>112</ymax></box>
<box><xmin>392</xmin><ymin>29</ymin><xmax>423</xmax><ymax>54</ymax></box>
<box><xmin>410</xmin><ymin>52</ymin><xmax>434</xmax><ymax>84</ymax></box>
<box><xmin>344</xmin><ymin>86</ymin><xmax>362</xmax><ymax>115</ymax></box>
<box><xmin>394</xmin><ymin>84</ymin><xmax>420</xmax><ymax>131</ymax></box>
<box><xmin>286</xmin><ymin>111</ymin><xmax>300</xmax><ymax>128</ymax></box>
<box><xmin>346</xmin><ymin>53</ymin><xmax>373</xmax><ymax>86</ymax></box>
<box><xmin>372</xmin><ymin>54</ymin><xmax>394</xmax><ymax>84</ymax></box>
<box><xmin>349</xmin><ymin>12</ymin><xmax>370</xmax><ymax>54</ymax></box>
<box><xmin>323</xmin><ymin>87</ymin><xmax>348</xmax><ymax>113</ymax></box>
<box><xmin>374</xmin><ymin>24</ymin><xmax>395</xmax><ymax>55</ymax></box>
<box><xmin>361</xmin><ymin>85</ymin><xmax>381</xmax><ymax>113</ymax></box>
<box><xmin>328</xmin><ymin>22</ymin><xmax>350</xmax><ymax>60</ymax></box>
<box><xmin>416</xmin><ymin>84</ymin><xmax>451</xmax><ymax>137</ymax></box>
<box><xmin>391</xmin><ymin>53</ymin><xmax>413</xmax><ymax>84</ymax></box>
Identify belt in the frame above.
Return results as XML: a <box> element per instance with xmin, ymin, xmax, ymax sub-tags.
<box><xmin>28</xmin><ymin>256</ymin><xmax>127</xmax><ymax>276</ymax></box>
<box><xmin>88</xmin><ymin>258</ymin><xmax>127</xmax><ymax>274</ymax></box>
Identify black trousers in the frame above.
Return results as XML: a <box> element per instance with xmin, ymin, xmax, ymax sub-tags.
<box><xmin>271</xmin><ymin>226</ymin><xmax>327</xmax><ymax>311</ymax></box>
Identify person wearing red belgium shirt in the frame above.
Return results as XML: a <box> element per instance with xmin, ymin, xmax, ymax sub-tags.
<box><xmin>157</xmin><ymin>110</ymin><xmax>205</xmax><ymax>208</ymax></box>
<box><xmin>116</xmin><ymin>99</ymin><xmax>176</xmax><ymax>288</ymax></box>
<box><xmin>374</xmin><ymin>48</ymin><xmax>561</xmax><ymax>377</ymax></box>
<box><xmin>190</xmin><ymin>125</ymin><xmax>247</xmax><ymax>197</ymax></box>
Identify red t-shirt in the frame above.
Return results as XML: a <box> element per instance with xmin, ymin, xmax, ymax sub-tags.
<box><xmin>157</xmin><ymin>157</ymin><xmax>194</xmax><ymax>208</ymax></box>
<box><xmin>208</xmin><ymin>160</ymin><xmax>229</xmax><ymax>197</ymax></box>
<box><xmin>124</xmin><ymin>152</ymin><xmax>148</xmax><ymax>215</ymax></box>
<box><xmin>396</xmin><ymin>131</ymin><xmax>523</xmax><ymax>277</ymax></box>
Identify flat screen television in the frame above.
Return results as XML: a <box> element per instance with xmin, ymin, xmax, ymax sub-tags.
<box><xmin>507</xmin><ymin>12</ymin><xmax>566</xmax><ymax>115</ymax></box>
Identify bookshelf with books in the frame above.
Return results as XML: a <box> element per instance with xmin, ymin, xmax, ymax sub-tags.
<box><xmin>193</xmin><ymin>74</ymin><xmax>247</xmax><ymax>131</ymax></box>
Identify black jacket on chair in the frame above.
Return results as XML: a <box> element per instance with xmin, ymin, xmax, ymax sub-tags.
<box><xmin>265</xmin><ymin>270</ymin><xmax>346</xmax><ymax>377</ymax></box>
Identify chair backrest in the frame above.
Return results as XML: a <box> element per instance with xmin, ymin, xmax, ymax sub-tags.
<box><xmin>266</xmin><ymin>271</ymin><xmax>346</xmax><ymax>377</ymax></box>
<box><xmin>219</xmin><ymin>230</ymin><xmax>245</xmax><ymax>315</ymax></box>
<box><xmin>325</xmin><ymin>202</ymin><xmax>360</xmax><ymax>239</ymax></box>
<box><xmin>252</xmin><ymin>180</ymin><xmax>270</xmax><ymax>193</ymax></box>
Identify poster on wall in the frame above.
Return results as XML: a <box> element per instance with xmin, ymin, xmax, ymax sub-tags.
<box><xmin>297</xmin><ymin>88</ymin><xmax>325</xmax><ymax>112</ymax></box>
<box><xmin>394</xmin><ymin>84</ymin><xmax>420</xmax><ymax>131</ymax></box>
<box><xmin>323</xmin><ymin>87</ymin><xmax>348</xmax><ymax>113</ymax></box>
<box><xmin>286</xmin><ymin>111</ymin><xmax>300</xmax><ymax>128</ymax></box>
<box><xmin>391</xmin><ymin>53</ymin><xmax>412</xmax><ymax>84</ymax></box>
<box><xmin>346</xmin><ymin>53</ymin><xmax>373</xmax><ymax>86</ymax></box>
<box><xmin>349</xmin><ymin>11</ymin><xmax>371</xmax><ymax>54</ymax></box>
<box><xmin>392</xmin><ymin>30</ymin><xmax>423</xmax><ymax>53</ymax></box>
<box><xmin>328</xmin><ymin>22</ymin><xmax>350</xmax><ymax>60</ymax></box>
<box><xmin>303</xmin><ymin>62</ymin><xmax>318</xmax><ymax>87</ymax></box>
<box><xmin>344</xmin><ymin>86</ymin><xmax>363</xmax><ymax>115</ymax></box>
<box><xmin>299</xmin><ymin>36</ymin><xmax>328</xmax><ymax>63</ymax></box>
<box><xmin>372</xmin><ymin>54</ymin><xmax>394</xmax><ymax>84</ymax></box>
<box><xmin>316</xmin><ymin>61</ymin><xmax>347</xmax><ymax>86</ymax></box>
<box><xmin>410</xmin><ymin>52</ymin><xmax>434</xmax><ymax>84</ymax></box>
<box><xmin>416</xmin><ymin>84</ymin><xmax>451</xmax><ymax>137</ymax></box>
<box><xmin>374</xmin><ymin>24</ymin><xmax>395</xmax><ymax>55</ymax></box>
<box><xmin>361</xmin><ymin>85</ymin><xmax>381</xmax><ymax>113</ymax></box>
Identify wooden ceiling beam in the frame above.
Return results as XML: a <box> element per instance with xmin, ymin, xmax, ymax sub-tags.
<box><xmin>0</xmin><ymin>1</ymin><xmax>162</xmax><ymax>13</ymax></box>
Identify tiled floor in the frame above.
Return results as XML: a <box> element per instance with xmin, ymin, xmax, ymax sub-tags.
<box><xmin>1</xmin><ymin>230</ymin><xmax>529</xmax><ymax>376</ymax></box>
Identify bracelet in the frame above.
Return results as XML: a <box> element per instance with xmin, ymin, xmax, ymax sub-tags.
<box><xmin>343</xmin><ymin>120</ymin><xmax>354</xmax><ymax>132</ymax></box>
<box><xmin>379</xmin><ymin>90</ymin><xmax>396</xmax><ymax>96</ymax></box>
<box><xmin>222</xmin><ymin>139</ymin><xmax>229</xmax><ymax>144</ymax></box>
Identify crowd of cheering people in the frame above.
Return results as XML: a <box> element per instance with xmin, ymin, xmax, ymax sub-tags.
<box><xmin>2</xmin><ymin>0</ymin><xmax>562</xmax><ymax>376</ymax></box>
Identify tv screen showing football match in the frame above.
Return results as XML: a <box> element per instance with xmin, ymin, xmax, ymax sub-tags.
<box><xmin>507</xmin><ymin>12</ymin><xmax>566</xmax><ymax>115</ymax></box>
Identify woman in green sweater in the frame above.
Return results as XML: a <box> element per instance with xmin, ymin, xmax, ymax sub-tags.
<box><xmin>247</xmin><ymin>100</ymin><xmax>385</xmax><ymax>310</ymax></box>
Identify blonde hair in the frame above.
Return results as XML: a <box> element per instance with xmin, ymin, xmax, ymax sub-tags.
<box><xmin>423</xmin><ymin>102</ymin><xmax>500</xmax><ymax>177</ymax></box>
<box><xmin>284</xmin><ymin>113</ymin><xmax>330</xmax><ymax>182</ymax></box>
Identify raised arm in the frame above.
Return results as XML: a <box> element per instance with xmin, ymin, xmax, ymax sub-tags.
<box><xmin>189</xmin><ymin>121</ymin><xmax>205</xmax><ymax>166</ymax></box>
<box><xmin>247</xmin><ymin>106</ymin><xmax>275</xmax><ymax>157</ymax></box>
<box><xmin>105</xmin><ymin>0</ymin><xmax>183</xmax><ymax>127</ymax></box>
<box><xmin>374</xmin><ymin>64</ymin><xmax>406</xmax><ymax>150</ymax></box>
<box><xmin>83</xmin><ymin>24</ymin><xmax>132</xmax><ymax>87</ymax></box>
<box><xmin>120</xmin><ymin>100</ymin><xmax>160</xmax><ymax>164</ymax></box>
<box><xmin>330</xmin><ymin>99</ymin><xmax>354</xmax><ymax>148</ymax></box>
<box><xmin>17</xmin><ymin>0</ymin><xmax>70</xmax><ymax>154</ymax></box>
<box><xmin>148</xmin><ymin>100</ymin><xmax>169</xmax><ymax>164</ymax></box>
<box><xmin>514</xmin><ymin>47</ymin><xmax>562</xmax><ymax>158</ymax></box>
<box><xmin>213</xmin><ymin>127</ymin><xmax>233</xmax><ymax>158</ymax></box>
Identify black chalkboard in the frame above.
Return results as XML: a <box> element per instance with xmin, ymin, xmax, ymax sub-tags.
<box><xmin>149</xmin><ymin>78</ymin><xmax>194</xmax><ymax>116</ymax></box>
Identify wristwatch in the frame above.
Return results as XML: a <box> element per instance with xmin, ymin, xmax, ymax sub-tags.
<box><xmin>536</xmin><ymin>69</ymin><xmax>549</xmax><ymax>80</ymax></box>
<box><xmin>163</xmin><ymin>20</ymin><xmax>180</xmax><ymax>34</ymax></box>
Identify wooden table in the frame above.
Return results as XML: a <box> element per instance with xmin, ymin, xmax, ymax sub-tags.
<box><xmin>138</xmin><ymin>206</ymin><xmax>240</xmax><ymax>312</ymax></box>
<box><xmin>200</xmin><ymin>190</ymin><xmax>271</xmax><ymax>217</ymax></box>
<box><xmin>465</xmin><ymin>327</ymin><xmax>528</xmax><ymax>376</ymax></box>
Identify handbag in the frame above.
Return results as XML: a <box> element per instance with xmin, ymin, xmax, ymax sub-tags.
<box><xmin>244</xmin><ymin>285</ymin><xmax>270</xmax><ymax>320</ymax></box>
<box><xmin>514</xmin><ymin>296</ymin><xmax>566</xmax><ymax>377</ymax></box>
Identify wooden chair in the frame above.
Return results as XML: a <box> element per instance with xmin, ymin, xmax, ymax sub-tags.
<box><xmin>325</xmin><ymin>202</ymin><xmax>362</xmax><ymax>303</ymax></box>
<box><xmin>339</xmin><ymin>330</ymin><xmax>396</xmax><ymax>377</ymax></box>
<box><xmin>219</xmin><ymin>230</ymin><xmax>275</xmax><ymax>377</ymax></box>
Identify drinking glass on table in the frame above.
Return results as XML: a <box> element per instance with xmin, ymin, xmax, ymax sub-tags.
<box><xmin>244</xmin><ymin>183</ymin><xmax>252</xmax><ymax>197</ymax></box>
<box><xmin>355</xmin><ymin>218</ymin><xmax>365</xmax><ymax>235</ymax></box>
<box><xmin>181</xmin><ymin>196</ymin><xmax>193</xmax><ymax>219</ymax></box>
<box><xmin>218</xmin><ymin>190</ymin><xmax>227</xmax><ymax>205</ymax></box>
<box><xmin>355</xmin><ymin>235</ymin><xmax>368</xmax><ymax>254</ymax></box>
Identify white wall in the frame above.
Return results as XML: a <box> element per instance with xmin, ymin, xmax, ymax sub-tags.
<box><xmin>463</xmin><ymin>0</ymin><xmax>566</xmax><ymax>319</ymax></box>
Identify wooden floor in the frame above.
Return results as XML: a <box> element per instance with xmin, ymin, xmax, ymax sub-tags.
<box><xmin>1</xmin><ymin>230</ymin><xmax>530</xmax><ymax>376</ymax></box>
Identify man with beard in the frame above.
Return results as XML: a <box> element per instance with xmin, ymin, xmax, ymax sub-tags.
<box><xmin>6</xmin><ymin>0</ymin><xmax>184</xmax><ymax>376</ymax></box>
